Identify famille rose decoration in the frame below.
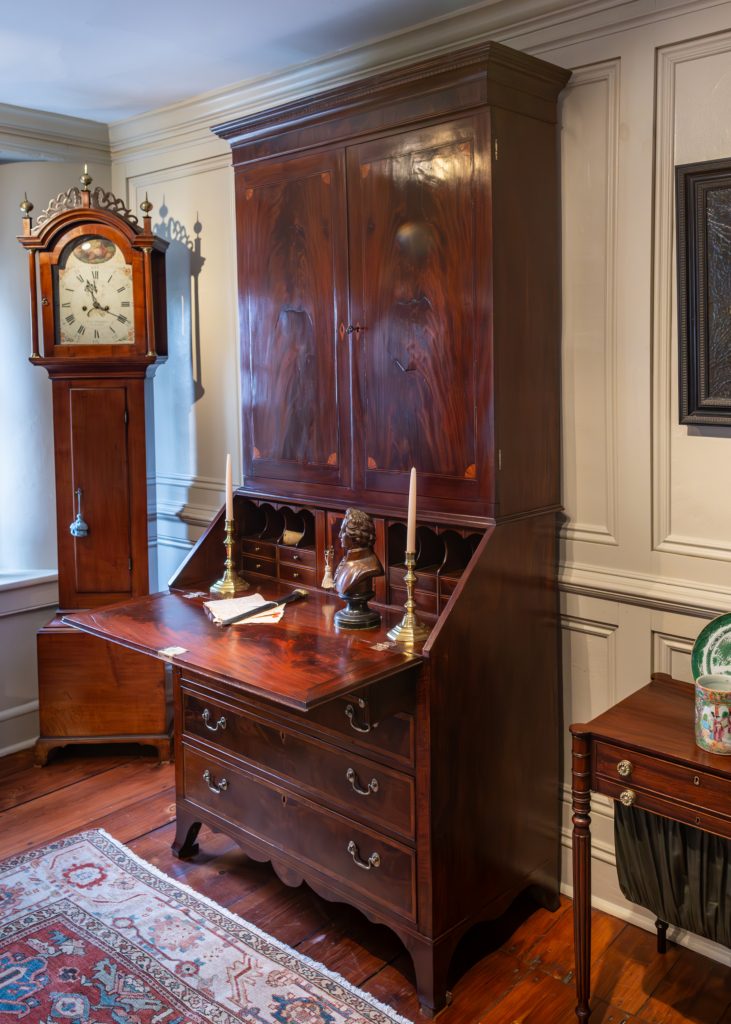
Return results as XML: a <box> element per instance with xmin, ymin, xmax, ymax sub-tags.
<box><xmin>695</xmin><ymin>674</ymin><xmax>731</xmax><ymax>754</ymax></box>
<box><xmin>691</xmin><ymin>614</ymin><xmax>731</xmax><ymax>754</ymax></box>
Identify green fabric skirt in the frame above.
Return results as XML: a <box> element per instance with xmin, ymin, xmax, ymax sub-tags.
<box><xmin>615</xmin><ymin>803</ymin><xmax>731</xmax><ymax>946</ymax></box>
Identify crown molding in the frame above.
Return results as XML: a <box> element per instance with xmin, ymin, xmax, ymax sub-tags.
<box><xmin>0</xmin><ymin>101</ymin><xmax>109</xmax><ymax>163</ymax></box>
<box><xmin>109</xmin><ymin>0</ymin><xmax>727</xmax><ymax>160</ymax></box>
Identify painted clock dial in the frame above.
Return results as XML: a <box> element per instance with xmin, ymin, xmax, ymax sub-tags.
<box><xmin>55</xmin><ymin>235</ymin><xmax>134</xmax><ymax>345</ymax></box>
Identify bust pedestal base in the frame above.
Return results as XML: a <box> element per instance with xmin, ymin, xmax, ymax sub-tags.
<box><xmin>334</xmin><ymin>588</ymin><xmax>381</xmax><ymax>630</ymax></box>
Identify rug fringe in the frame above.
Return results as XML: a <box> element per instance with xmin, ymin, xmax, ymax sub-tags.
<box><xmin>89</xmin><ymin>828</ymin><xmax>416</xmax><ymax>1024</ymax></box>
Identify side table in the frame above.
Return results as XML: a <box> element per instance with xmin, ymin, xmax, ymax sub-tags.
<box><xmin>570</xmin><ymin>673</ymin><xmax>731</xmax><ymax>1021</ymax></box>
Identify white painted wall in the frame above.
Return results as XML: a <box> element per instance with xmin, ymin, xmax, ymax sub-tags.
<box><xmin>5</xmin><ymin>0</ymin><xmax>731</xmax><ymax>964</ymax></box>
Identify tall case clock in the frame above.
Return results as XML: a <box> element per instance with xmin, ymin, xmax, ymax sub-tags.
<box><xmin>18</xmin><ymin>169</ymin><xmax>172</xmax><ymax>765</ymax></box>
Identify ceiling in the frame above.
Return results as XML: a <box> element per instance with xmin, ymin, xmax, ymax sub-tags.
<box><xmin>2</xmin><ymin>0</ymin><xmax>487</xmax><ymax>125</ymax></box>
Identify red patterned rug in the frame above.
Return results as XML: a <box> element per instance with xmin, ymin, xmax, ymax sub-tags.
<box><xmin>0</xmin><ymin>829</ymin><xmax>410</xmax><ymax>1024</ymax></box>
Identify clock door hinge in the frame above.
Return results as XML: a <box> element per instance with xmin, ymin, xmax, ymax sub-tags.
<box><xmin>124</xmin><ymin>410</ymin><xmax>128</xmax><ymax>424</ymax></box>
<box><xmin>129</xmin><ymin>558</ymin><xmax>132</xmax><ymax>571</ymax></box>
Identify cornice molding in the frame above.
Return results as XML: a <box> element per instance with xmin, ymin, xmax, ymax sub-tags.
<box><xmin>109</xmin><ymin>0</ymin><xmax>728</xmax><ymax>160</ymax></box>
<box><xmin>0</xmin><ymin>101</ymin><xmax>109</xmax><ymax>163</ymax></box>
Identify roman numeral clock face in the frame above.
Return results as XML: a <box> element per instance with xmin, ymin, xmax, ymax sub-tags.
<box><xmin>56</xmin><ymin>235</ymin><xmax>134</xmax><ymax>345</ymax></box>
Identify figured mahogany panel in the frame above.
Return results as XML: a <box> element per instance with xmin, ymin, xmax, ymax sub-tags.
<box><xmin>238</xmin><ymin>150</ymin><xmax>349</xmax><ymax>490</ymax></box>
<box><xmin>37</xmin><ymin>625</ymin><xmax>168</xmax><ymax>737</ymax></box>
<box><xmin>348</xmin><ymin>118</ymin><xmax>484</xmax><ymax>504</ymax></box>
<box><xmin>69</xmin><ymin>386</ymin><xmax>131</xmax><ymax>596</ymax></box>
<box><xmin>64</xmin><ymin>581</ymin><xmax>420</xmax><ymax>711</ymax></box>
<box><xmin>182</xmin><ymin>689</ymin><xmax>415</xmax><ymax>839</ymax></box>
<box><xmin>182</xmin><ymin>745</ymin><xmax>416</xmax><ymax>919</ymax></box>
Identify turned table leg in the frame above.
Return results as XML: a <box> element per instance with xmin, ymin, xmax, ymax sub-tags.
<box><xmin>571</xmin><ymin>729</ymin><xmax>592</xmax><ymax>1022</ymax></box>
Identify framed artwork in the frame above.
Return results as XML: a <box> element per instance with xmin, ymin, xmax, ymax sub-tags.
<box><xmin>677</xmin><ymin>157</ymin><xmax>731</xmax><ymax>423</ymax></box>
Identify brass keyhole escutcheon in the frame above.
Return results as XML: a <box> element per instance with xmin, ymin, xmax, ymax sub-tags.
<box><xmin>281</xmin><ymin>794</ymin><xmax>287</xmax><ymax>805</ymax></box>
<box><xmin>280</xmin><ymin>731</ymin><xmax>286</xmax><ymax>743</ymax></box>
<box><xmin>694</xmin><ymin>776</ymin><xmax>700</xmax><ymax>785</ymax></box>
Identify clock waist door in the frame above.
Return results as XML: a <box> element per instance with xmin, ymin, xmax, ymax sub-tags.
<box><xmin>54</xmin><ymin>380</ymin><xmax>136</xmax><ymax>609</ymax></box>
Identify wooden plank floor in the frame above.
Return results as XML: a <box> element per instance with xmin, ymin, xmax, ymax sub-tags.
<box><xmin>0</xmin><ymin>744</ymin><xmax>726</xmax><ymax>1024</ymax></box>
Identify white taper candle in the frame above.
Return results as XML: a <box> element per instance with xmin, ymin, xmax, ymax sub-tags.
<box><xmin>406</xmin><ymin>467</ymin><xmax>417</xmax><ymax>554</ymax></box>
<box><xmin>225</xmin><ymin>454</ymin><xmax>233</xmax><ymax>521</ymax></box>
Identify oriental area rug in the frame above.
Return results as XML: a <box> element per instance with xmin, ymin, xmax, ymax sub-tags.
<box><xmin>0</xmin><ymin>829</ymin><xmax>410</xmax><ymax>1024</ymax></box>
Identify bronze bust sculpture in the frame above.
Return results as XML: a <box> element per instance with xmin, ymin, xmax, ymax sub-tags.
<box><xmin>333</xmin><ymin>508</ymin><xmax>383</xmax><ymax>629</ymax></box>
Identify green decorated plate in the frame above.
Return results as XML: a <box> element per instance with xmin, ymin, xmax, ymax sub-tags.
<box><xmin>692</xmin><ymin>613</ymin><xmax>731</xmax><ymax>680</ymax></box>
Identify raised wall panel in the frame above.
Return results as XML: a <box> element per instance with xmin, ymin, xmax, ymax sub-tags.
<box><xmin>559</xmin><ymin>60</ymin><xmax>619</xmax><ymax>547</ymax></box>
<box><xmin>654</xmin><ymin>34</ymin><xmax>731</xmax><ymax>562</ymax></box>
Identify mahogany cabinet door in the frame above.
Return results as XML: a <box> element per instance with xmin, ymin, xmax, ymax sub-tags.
<box><xmin>347</xmin><ymin>116</ymin><xmax>493</xmax><ymax>509</ymax></box>
<box><xmin>55</xmin><ymin>383</ymin><xmax>132</xmax><ymax>607</ymax></box>
<box><xmin>237</xmin><ymin>149</ymin><xmax>350</xmax><ymax>493</ymax></box>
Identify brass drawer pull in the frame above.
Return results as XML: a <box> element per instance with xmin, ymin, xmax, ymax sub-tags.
<box><xmin>617</xmin><ymin>760</ymin><xmax>633</xmax><ymax>777</ymax></box>
<box><xmin>345</xmin><ymin>704</ymin><xmax>370</xmax><ymax>733</ymax></box>
<box><xmin>203</xmin><ymin>769</ymin><xmax>228</xmax><ymax>794</ymax></box>
<box><xmin>254</xmin><ymin>546</ymin><xmax>260</xmax><ymax>552</ymax></box>
<box><xmin>202</xmin><ymin>709</ymin><xmax>226</xmax><ymax>732</ymax></box>
<box><xmin>347</xmin><ymin>768</ymin><xmax>378</xmax><ymax>796</ymax></box>
<box><xmin>619</xmin><ymin>789</ymin><xmax>636</xmax><ymax>807</ymax></box>
<box><xmin>255</xmin><ymin>563</ymin><xmax>262</xmax><ymax>570</ymax></box>
<box><xmin>293</xmin><ymin>554</ymin><xmax>300</xmax><ymax>561</ymax></box>
<box><xmin>293</xmin><ymin>573</ymin><xmax>300</xmax><ymax>579</ymax></box>
<box><xmin>347</xmin><ymin>840</ymin><xmax>380</xmax><ymax>870</ymax></box>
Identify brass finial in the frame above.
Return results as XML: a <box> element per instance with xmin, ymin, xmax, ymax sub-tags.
<box><xmin>140</xmin><ymin>192</ymin><xmax>153</xmax><ymax>215</ymax></box>
<box><xmin>80</xmin><ymin>164</ymin><xmax>92</xmax><ymax>190</ymax></box>
<box><xmin>20</xmin><ymin>192</ymin><xmax>33</xmax><ymax>217</ymax></box>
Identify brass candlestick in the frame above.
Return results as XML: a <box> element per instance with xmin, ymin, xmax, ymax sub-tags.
<box><xmin>210</xmin><ymin>519</ymin><xmax>249</xmax><ymax>595</ymax></box>
<box><xmin>387</xmin><ymin>551</ymin><xmax>430</xmax><ymax>644</ymax></box>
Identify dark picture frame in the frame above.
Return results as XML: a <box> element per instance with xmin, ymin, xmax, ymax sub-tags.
<box><xmin>677</xmin><ymin>157</ymin><xmax>731</xmax><ymax>423</ymax></box>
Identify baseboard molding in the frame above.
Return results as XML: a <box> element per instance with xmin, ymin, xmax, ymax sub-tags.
<box><xmin>560</xmin><ymin>875</ymin><xmax>731</xmax><ymax>968</ymax></box>
<box><xmin>0</xmin><ymin>735</ymin><xmax>37</xmax><ymax>759</ymax></box>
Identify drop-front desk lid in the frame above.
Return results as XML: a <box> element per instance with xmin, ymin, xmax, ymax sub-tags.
<box><xmin>63</xmin><ymin>580</ymin><xmax>422</xmax><ymax>711</ymax></box>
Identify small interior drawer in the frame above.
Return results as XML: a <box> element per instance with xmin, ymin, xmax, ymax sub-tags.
<box><xmin>241</xmin><ymin>539</ymin><xmax>277</xmax><ymax>559</ymax></box>
<box><xmin>388</xmin><ymin>566</ymin><xmax>437</xmax><ymax>594</ymax></box>
<box><xmin>278</xmin><ymin>545</ymin><xmax>316</xmax><ymax>568</ymax></box>
<box><xmin>278</xmin><ymin>562</ymin><xmax>317</xmax><ymax>586</ymax></box>
<box><xmin>595</xmin><ymin>741</ymin><xmax>731</xmax><ymax>823</ymax></box>
<box><xmin>390</xmin><ymin>586</ymin><xmax>438</xmax><ymax>615</ymax></box>
<box><xmin>241</xmin><ymin>552</ymin><xmax>277</xmax><ymax>577</ymax></box>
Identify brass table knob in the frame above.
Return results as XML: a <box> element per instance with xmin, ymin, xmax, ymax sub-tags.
<box><xmin>619</xmin><ymin>789</ymin><xmax>636</xmax><ymax>807</ymax></box>
<box><xmin>617</xmin><ymin>760</ymin><xmax>633</xmax><ymax>777</ymax></box>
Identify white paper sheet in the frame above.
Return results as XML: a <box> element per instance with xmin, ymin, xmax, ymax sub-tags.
<box><xmin>204</xmin><ymin>593</ymin><xmax>285</xmax><ymax>626</ymax></box>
